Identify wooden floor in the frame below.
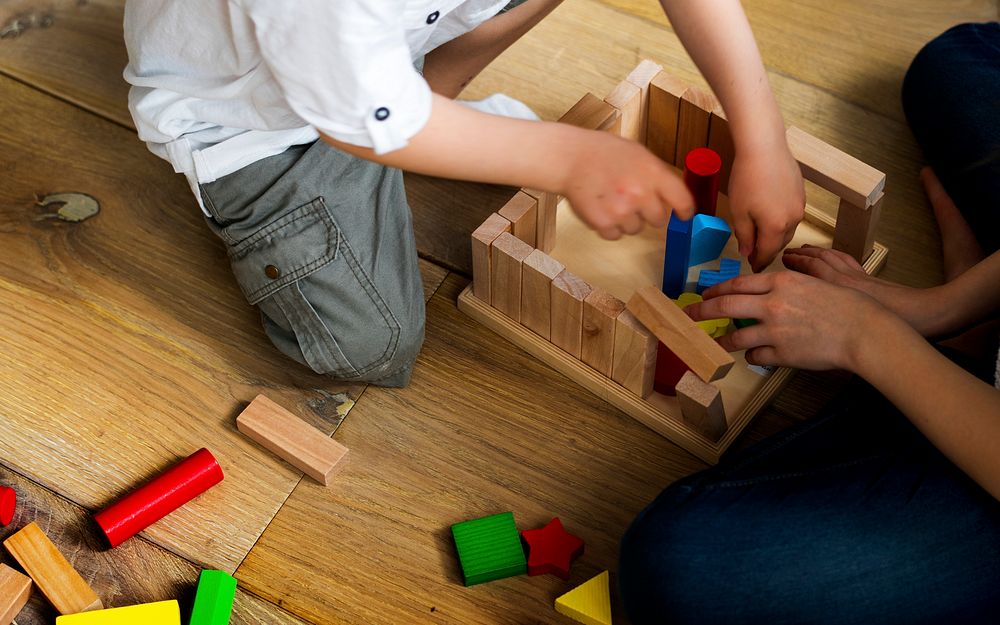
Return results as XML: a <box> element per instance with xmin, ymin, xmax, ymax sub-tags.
<box><xmin>0</xmin><ymin>1</ymin><xmax>995</xmax><ymax>623</ymax></box>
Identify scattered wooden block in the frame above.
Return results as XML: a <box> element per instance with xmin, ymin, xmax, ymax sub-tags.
<box><xmin>647</xmin><ymin>71</ymin><xmax>687</xmax><ymax>165</ymax></box>
<box><xmin>498</xmin><ymin>192</ymin><xmax>537</xmax><ymax>247</ymax></box>
<box><xmin>237</xmin><ymin>394</ymin><xmax>350</xmax><ymax>486</ymax></box>
<box><xmin>522</xmin><ymin>188</ymin><xmax>559</xmax><ymax>254</ymax></box>
<box><xmin>451</xmin><ymin>512</ymin><xmax>526</xmax><ymax>586</ymax></box>
<box><xmin>550</xmin><ymin>270</ymin><xmax>592</xmax><ymax>359</ymax></box>
<box><xmin>554</xmin><ymin>570</ymin><xmax>612</xmax><ymax>625</ymax></box>
<box><xmin>581</xmin><ymin>288</ymin><xmax>626</xmax><ymax>377</ymax></box>
<box><xmin>3</xmin><ymin>522</ymin><xmax>102</xmax><ymax>615</ymax></box>
<box><xmin>55</xmin><ymin>600</ymin><xmax>179</xmax><ymax>624</ymax></box>
<box><xmin>490</xmin><ymin>232</ymin><xmax>534</xmax><ymax>322</ymax></box>
<box><xmin>470</xmin><ymin>213</ymin><xmax>512</xmax><ymax>305</ymax></box>
<box><xmin>833</xmin><ymin>192</ymin><xmax>884</xmax><ymax>263</ymax></box>
<box><xmin>675</xmin><ymin>371</ymin><xmax>727</xmax><ymax>441</ymax></box>
<box><xmin>626</xmin><ymin>285</ymin><xmax>734</xmax><ymax>382</ymax></box>
<box><xmin>189</xmin><ymin>569</ymin><xmax>237</xmax><ymax>625</ymax></box>
<box><xmin>707</xmin><ymin>103</ymin><xmax>736</xmax><ymax>194</ymax></box>
<box><xmin>0</xmin><ymin>563</ymin><xmax>31</xmax><ymax>625</ymax></box>
<box><xmin>0</xmin><ymin>486</ymin><xmax>14</xmax><ymax>526</ymax></box>
<box><xmin>520</xmin><ymin>517</ymin><xmax>584</xmax><ymax>580</ymax></box>
<box><xmin>520</xmin><ymin>250</ymin><xmax>565</xmax><ymax>340</ymax></box>
<box><xmin>611</xmin><ymin>309</ymin><xmax>658</xmax><ymax>398</ymax></box>
<box><xmin>624</xmin><ymin>59</ymin><xmax>664</xmax><ymax>145</ymax></box>
<box><xmin>786</xmin><ymin>126</ymin><xmax>886</xmax><ymax>209</ymax></box>
<box><xmin>604</xmin><ymin>79</ymin><xmax>642</xmax><ymax>142</ymax></box>
<box><xmin>675</xmin><ymin>87</ymin><xmax>716</xmax><ymax>167</ymax></box>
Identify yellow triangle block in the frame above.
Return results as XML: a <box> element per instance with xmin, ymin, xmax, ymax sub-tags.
<box><xmin>56</xmin><ymin>600</ymin><xmax>180</xmax><ymax>624</ymax></box>
<box><xmin>554</xmin><ymin>570</ymin><xmax>612</xmax><ymax>625</ymax></box>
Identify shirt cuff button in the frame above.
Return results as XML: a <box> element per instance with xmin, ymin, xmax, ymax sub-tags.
<box><xmin>374</xmin><ymin>107</ymin><xmax>391</xmax><ymax>121</ymax></box>
<box><xmin>426</xmin><ymin>11</ymin><xmax>439</xmax><ymax>24</ymax></box>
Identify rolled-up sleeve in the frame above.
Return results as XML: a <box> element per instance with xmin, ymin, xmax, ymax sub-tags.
<box><xmin>239</xmin><ymin>0</ymin><xmax>432</xmax><ymax>154</ymax></box>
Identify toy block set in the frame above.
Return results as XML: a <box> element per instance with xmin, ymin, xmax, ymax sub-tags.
<box><xmin>458</xmin><ymin>60</ymin><xmax>889</xmax><ymax>463</ymax></box>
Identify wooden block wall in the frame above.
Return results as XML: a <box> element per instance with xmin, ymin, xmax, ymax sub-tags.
<box><xmin>707</xmin><ymin>103</ymin><xmax>736</xmax><ymax>194</ymax></box>
<box><xmin>623</xmin><ymin>59</ymin><xmax>663</xmax><ymax>145</ymax></box>
<box><xmin>491</xmin><ymin>232</ymin><xmax>534</xmax><ymax>322</ymax></box>
<box><xmin>647</xmin><ymin>71</ymin><xmax>686</xmax><ymax>166</ymax></box>
<box><xmin>610</xmin><ymin>310</ymin><xmax>658</xmax><ymax>398</ymax></box>
<box><xmin>581</xmin><ymin>288</ymin><xmax>626</xmax><ymax>378</ymax></box>
<box><xmin>521</xmin><ymin>250</ymin><xmax>565</xmax><ymax>340</ymax></box>
<box><xmin>498</xmin><ymin>192</ymin><xmax>538</xmax><ymax>247</ymax></box>
<box><xmin>675</xmin><ymin>87</ymin><xmax>717</xmax><ymax>168</ymax></box>
<box><xmin>834</xmin><ymin>192</ymin><xmax>884</xmax><ymax>262</ymax></box>
<box><xmin>604</xmin><ymin>80</ymin><xmax>643</xmax><ymax>142</ymax></box>
<box><xmin>470</xmin><ymin>213</ymin><xmax>512</xmax><ymax>305</ymax></box>
<box><xmin>550</xmin><ymin>270</ymin><xmax>592</xmax><ymax>359</ymax></box>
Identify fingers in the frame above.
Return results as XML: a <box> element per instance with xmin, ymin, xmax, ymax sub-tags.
<box><xmin>658</xmin><ymin>169</ymin><xmax>695</xmax><ymax>221</ymax></box>
<box><xmin>748</xmin><ymin>224</ymin><xmax>786</xmax><ymax>273</ymax></box>
<box><xmin>731</xmin><ymin>211</ymin><xmax>756</xmax><ymax>259</ymax></box>
<box><xmin>597</xmin><ymin>225</ymin><xmax>623</xmax><ymax>241</ymax></box>
<box><xmin>700</xmin><ymin>273</ymin><xmax>774</xmax><ymax>299</ymax></box>
<box><xmin>745</xmin><ymin>346</ymin><xmax>779</xmax><ymax>366</ymax></box>
<box><xmin>783</xmin><ymin>244</ymin><xmax>862</xmax><ymax>275</ymax></box>
<box><xmin>686</xmin><ymin>291</ymin><xmax>766</xmax><ymax>322</ymax></box>
<box><xmin>716</xmin><ymin>323</ymin><xmax>768</xmax><ymax>353</ymax></box>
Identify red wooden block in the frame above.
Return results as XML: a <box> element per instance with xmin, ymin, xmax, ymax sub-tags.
<box><xmin>0</xmin><ymin>486</ymin><xmax>15</xmax><ymax>526</ymax></box>
<box><xmin>653</xmin><ymin>342</ymin><xmax>690</xmax><ymax>396</ymax></box>
<box><xmin>684</xmin><ymin>147</ymin><xmax>722</xmax><ymax>216</ymax></box>
<box><xmin>520</xmin><ymin>517</ymin><xmax>584</xmax><ymax>580</ymax></box>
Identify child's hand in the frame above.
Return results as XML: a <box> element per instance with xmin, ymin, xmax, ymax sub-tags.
<box><xmin>728</xmin><ymin>141</ymin><xmax>805</xmax><ymax>272</ymax></box>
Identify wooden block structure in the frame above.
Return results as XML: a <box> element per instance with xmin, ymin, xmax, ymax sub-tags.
<box><xmin>490</xmin><ymin>232</ymin><xmax>534</xmax><ymax>322</ymax></box>
<box><xmin>451</xmin><ymin>512</ymin><xmax>527</xmax><ymax>586</ymax></box>
<box><xmin>675</xmin><ymin>371</ymin><xmax>727</xmax><ymax>441</ymax></box>
<box><xmin>554</xmin><ymin>570</ymin><xmax>612</xmax><ymax>625</ymax></box>
<box><xmin>0</xmin><ymin>563</ymin><xmax>32</xmax><ymax>625</ymax></box>
<box><xmin>189</xmin><ymin>569</ymin><xmax>238</xmax><ymax>625</ymax></box>
<box><xmin>581</xmin><ymin>288</ymin><xmax>625</xmax><ymax>377</ymax></box>
<box><xmin>550</xmin><ymin>270</ymin><xmax>592</xmax><ymax>359</ymax></box>
<box><xmin>55</xmin><ymin>600</ymin><xmax>179</xmax><ymax>624</ymax></box>
<box><xmin>623</xmin><ymin>59</ymin><xmax>663</xmax><ymax>145</ymax></box>
<box><xmin>470</xmin><ymin>213</ymin><xmax>512</xmax><ymax>305</ymax></box>
<box><xmin>521</xmin><ymin>250</ymin><xmax>565</xmax><ymax>340</ymax></box>
<box><xmin>611</xmin><ymin>310</ymin><xmax>658</xmax><ymax>398</ymax></box>
<box><xmin>675</xmin><ymin>87</ymin><xmax>717</xmax><ymax>168</ymax></box>
<box><xmin>3</xmin><ymin>522</ymin><xmax>103</xmax><ymax>615</ymax></box>
<box><xmin>647</xmin><ymin>71</ymin><xmax>686</xmax><ymax>165</ymax></box>
<box><xmin>237</xmin><ymin>394</ymin><xmax>349</xmax><ymax>486</ymax></box>
<box><xmin>497</xmin><ymin>192</ymin><xmax>537</xmax><ymax>248</ymax></box>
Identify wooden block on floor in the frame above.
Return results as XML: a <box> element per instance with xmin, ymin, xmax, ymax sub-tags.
<box><xmin>626</xmin><ymin>286</ymin><xmax>734</xmax><ymax>383</ymax></box>
<box><xmin>647</xmin><ymin>71</ymin><xmax>687</xmax><ymax>165</ymax></box>
<box><xmin>470</xmin><ymin>213</ymin><xmax>512</xmax><ymax>305</ymax></box>
<box><xmin>55</xmin><ymin>600</ymin><xmax>179</xmax><ymax>624</ymax></box>
<box><xmin>0</xmin><ymin>563</ymin><xmax>31</xmax><ymax>625</ymax></box>
<box><xmin>604</xmin><ymin>79</ymin><xmax>642</xmax><ymax>142</ymax></box>
<box><xmin>521</xmin><ymin>250</ymin><xmax>565</xmax><ymax>340</ymax></box>
<box><xmin>3</xmin><ymin>522</ymin><xmax>102</xmax><ymax>615</ymax></box>
<box><xmin>237</xmin><ymin>394</ymin><xmax>350</xmax><ymax>486</ymax></box>
<box><xmin>707</xmin><ymin>104</ymin><xmax>736</xmax><ymax>194</ymax></box>
<box><xmin>498</xmin><ymin>192</ymin><xmax>537</xmax><ymax>248</ymax></box>
<box><xmin>523</xmin><ymin>188</ymin><xmax>559</xmax><ymax>254</ymax></box>
<box><xmin>624</xmin><ymin>59</ymin><xmax>664</xmax><ymax>145</ymax></box>
<box><xmin>675</xmin><ymin>371</ymin><xmax>727</xmax><ymax>442</ymax></box>
<box><xmin>611</xmin><ymin>310</ymin><xmax>658</xmax><ymax>398</ymax></box>
<box><xmin>189</xmin><ymin>569</ymin><xmax>237</xmax><ymax>625</ymax></box>
<box><xmin>557</xmin><ymin>92</ymin><xmax>619</xmax><ymax>133</ymax></box>
<box><xmin>833</xmin><ymin>193</ymin><xmax>884</xmax><ymax>263</ymax></box>
<box><xmin>550</xmin><ymin>270</ymin><xmax>592</xmax><ymax>359</ymax></box>
<box><xmin>491</xmin><ymin>232</ymin><xmax>534</xmax><ymax>322</ymax></box>
<box><xmin>581</xmin><ymin>288</ymin><xmax>626</xmax><ymax>378</ymax></box>
<box><xmin>675</xmin><ymin>87</ymin><xmax>716</xmax><ymax>168</ymax></box>
<box><xmin>786</xmin><ymin>126</ymin><xmax>886</xmax><ymax>209</ymax></box>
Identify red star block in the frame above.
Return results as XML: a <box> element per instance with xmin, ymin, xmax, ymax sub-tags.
<box><xmin>520</xmin><ymin>517</ymin><xmax>584</xmax><ymax>579</ymax></box>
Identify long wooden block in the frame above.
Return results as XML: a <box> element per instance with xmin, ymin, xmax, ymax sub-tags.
<box><xmin>55</xmin><ymin>600</ymin><xmax>179</xmax><ymax>624</ymax></box>
<box><xmin>0</xmin><ymin>563</ymin><xmax>31</xmax><ymax>625</ymax></box>
<box><xmin>557</xmin><ymin>92</ymin><xmax>619</xmax><ymax>132</ymax></box>
<box><xmin>707</xmin><ymin>104</ymin><xmax>736</xmax><ymax>194</ymax></box>
<box><xmin>498</xmin><ymin>192</ymin><xmax>538</xmax><ymax>247</ymax></box>
<box><xmin>647</xmin><ymin>71</ymin><xmax>687</xmax><ymax>165</ymax></box>
<box><xmin>550</xmin><ymin>270</ymin><xmax>592</xmax><ymax>359</ymax></box>
<box><xmin>675</xmin><ymin>371</ymin><xmax>727</xmax><ymax>442</ymax></box>
<box><xmin>581</xmin><ymin>288</ymin><xmax>625</xmax><ymax>378</ymax></box>
<box><xmin>604</xmin><ymin>79</ymin><xmax>643</xmax><ymax>142</ymax></box>
<box><xmin>611</xmin><ymin>310</ymin><xmax>658</xmax><ymax>398</ymax></box>
<box><xmin>237</xmin><ymin>394</ymin><xmax>350</xmax><ymax>486</ymax></box>
<box><xmin>626</xmin><ymin>286</ymin><xmax>734</xmax><ymax>382</ymax></box>
<box><xmin>833</xmin><ymin>192</ymin><xmax>884</xmax><ymax>262</ymax></box>
<box><xmin>470</xmin><ymin>213</ymin><xmax>512</xmax><ymax>305</ymax></box>
<box><xmin>786</xmin><ymin>126</ymin><xmax>886</xmax><ymax>208</ymax></box>
<box><xmin>491</xmin><ymin>232</ymin><xmax>534</xmax><ymax>322</ymax></box>
<box><xmin>675</xmin><ymin>87</ymin><xmax>716</xmax><ymax>166</ymax></box>
<box><xmin>3</xmin><ymin>522</ymin><xmax>102</xmax><ymax>615</ymax></box>
<box><xmin>523</xmin><ymin>188</ymin><xmax>559</xmax><ymax>254</ymax></box>
<box><xmin>624</xmin><ymin>59</ymin><xmax>664</xmax><ymax>145</ymax></box>
<box><xmin>521</xmin><ymin>250</ymin><xmax>565</xmax><ymax>340</ymax></box>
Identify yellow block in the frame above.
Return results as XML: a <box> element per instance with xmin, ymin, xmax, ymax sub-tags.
<box><xmin>674</xmin><ymin>292</ymin><xmax>730</xmax><ymax>338</ymax></box>
<box><xmin>56</xmin><ymin>600</ymin><xmax>180</xmax><ymax>624</ymax></box>
<box><xmin>554</xmin><ymin>570</ymin><xmax>612</xmax><ymax>625</ymax></box>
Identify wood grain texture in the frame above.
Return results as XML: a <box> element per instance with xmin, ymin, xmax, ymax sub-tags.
<box><xmin>3</xmin><ymin>522</ymin><xmax>102</xmax><ymax>615</ymax></box>
<box><xmin>523</xmin><ymin>187</ymin><xmax>560</xmax><ymax>255</ymax></box>
<box><xmin>557</xmin><ymin>92</ymin><xmax>620</xmax><ymax>132</ymax></box>
<box><xmin>610</xmin><ymin>311</ymin><xmax>658</xmax><ymax>398</ymax></box>
<box><xmin>497</xmin><ymin>192</ymin><xmax>538</xmax><ymax>247</ymax></box>
<box><xmin>707</xmin><ymin>104</ymin><xmax>736</xmax><ymax>194</ymax></box>
<box><xmin>470</xmin><ymin>213</ymin><xmax>512</xmax><ymax>304</ymax></box>
<box><xmin>550</xmin><ymin>270</ymin><xmax>593</xmax><ymax>359</ymax></box>
<box><xmin>520</xmin><ymin>250</ymin><xmax>565</xmax><ymax>340</ymax></box>
<box><xmin>646</xmin><ymin>71</ymin><xmax>687</xmax><ymax>165</ymax></box>
<box><xmin>675</xmin><ymin>372</ymin><xmax>727</xmax><ymax>442</ymax></box>
<box><xmin>603</xmin><ymin>80</ymin><xmax>643</xmax><ymax>142</ymax></box>
<box><xmin>581</xmin><ymin>288</ymin><xmax>626</xmax><ymax>378</ymax></box>
<box><xmin>787</xmin><ymin>126</ymin><xmax>886</xmax><ymax>208</ymax></box>
<box><xmin>490</xmin><ymin>232</ymin><xmax>534</xmax><ymax>322</ymax></box>
<box><xmin>675</xmin><ymin>87</ymin><xmax>717</xmax><ymax>168</ymax></box>
<box><xmin>0</xmin><ymin>563</ymin><xmax>31</xmax><ymax>625</ymax></box>
<box><xmin>624</xmin><ymin>59</ymin><xmax>664</xmax><ymax>145</ymax></box>
<box><xmin>834</xmin><ymin>193</ymin><xmax>885</xmax><ymax>262</ymax></box>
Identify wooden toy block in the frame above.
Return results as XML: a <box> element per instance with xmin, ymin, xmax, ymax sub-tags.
<box><xmin>3</xmin><ymin>522</ymin><xmax>102</xmax><ymax>615</ymax></box>
<box><xmin>697</xmin><ymin>258</ymin><xmax>741</xmax><ymax>294</ymax></box>
<box><xmin>189</xmin><ymin>569</ymin><xmax>237</xmax><ymax>625</ymax></box>
<box><xmin>520</xmin><ymin>249</ymin><xmax>565</xmax><ymax>340</ymax></box>
<box><xmin>550</xmin><ymin>269</ymin><xmax>592</xmax><ymax>359</ymax></box>
<box><xmin>554</xmin><ymin>570</ymin><xmax>612</xmax><ymax>625</ymax></box>
<box><xmin>520</xmin><ymin>517</ymin><xmax>584</xmax><ymax>580</ymax></box>
<box><xmin>707</xmin><ymin>103</ymin><xmax>736</xmax><ymax>193</ymax></box>
<box><xmin>786</xmin><ymin>126</ymin><xmax>885</xmax><ymax>209</ymax></box>
<box><xmin>0</xmin><ymin>486</ymin><xmax>14</xmax><ymax>526</ymax></box>
<box><xmin>627</xmin><ymin>285</ymin><xmax>734</xmax><ymax>383</ymax></box>
<box><xmin>684</xmin><ymin>147</ymin><xmax>722</xmax><ymax>216</ymax></box>
<box><xmin>676</xmin><ymin>292</ymin><xmax>730</xmax><ymax>338</ymax></box>
<box><xmin>0</xmin><ymin>563</ymin><xmax>31</xmax><ymax>625</ymax></box>
<box><xmin>451</xmin><ymin>512</ymin><xmax>526</xmax><ymax>586</ymax></box>
<box><xmin>675</xmin><ymin>87</ymin><xmax>716</xmax><ymax>168</ymax></box>
<box><xmin>690</xmin><ymin>214</ymin><xmax>731</xmax><ymax>266</ymax></box>
<box><xmin>604</xmin><ymin>79</ymin><xmax>643</xmax><ymax>142</ymax></box>
<box><xmin>647</xmin><ymin>71</ymin><xmax>687</xmax><ymax>165</ymax></box>
<box><xmin>611</xmin><ymin>309</ymin><xmax>658</xmax><ymax>398</ymax></box>
<box><xmin>833</xmin><ymin>192</ymin><xmax>884</xmax><ymax>263</ymax></box>
<box><xmin>624</xmin><ymin>59</ymin><xmax>664</xmax><ymax>145</ymax></box>
<box><xmin>522</xmin><ymin>187</ymin><xmax>558</xmax><ymax>254</ymax></box>
<box><xmin>498</xmin><ymin>191</ymin><xmax>538</xmax><ymax>247</ymax></box>
<box><xmin>581</xmin><ymin>288</ymin><xmax>626</xmax><ymax>377</ymax></box>
<box><xmin>237</xmin><ymin>394</ymin><xmax>350</xmax><ymax>486</ymax></box>
<box><xmin>55</xmin><ymin>600</ymin><xmax>179</xmax><ymax>624</ymax></box>
<box><xmin>662</xmin><ymin>213</ymin><xmax>692</xmax><ymax>299</ymax></box>
<box><xmin>676</xmin><ymin>371</ymin><xmax>727</xmax><ymax>442</ymax></box>
<box><xmin>558</xmin><ymin>92</ymin><xmax>620</xmax><ymax>133</ymax></box>
<box><xmin>470</xmin><ymin>213</ymin><xmax>512</xmax><ymax>305</ymax></box>
<box><xmin>490</xmin><ymin>232</ymin><xmax>534</xmax><ymax>322</ymax></box>
<box><xmin>94</xmin><ymin>448</ymin><xmax>224</xmax><ymax>548</ymax></box>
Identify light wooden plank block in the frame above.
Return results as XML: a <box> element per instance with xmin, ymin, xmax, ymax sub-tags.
<box><xmin>675</xmin><ymin>86</ymin><xmax>716</xmax><ymax>167</ymax></box>
<box><xmin>522</xmin><ymin>188</ymin><xmax>559</xmax><ymax>254</ymax></box>
<box><xmin>55</xmin><ymin>600</ymin><xmax>179</xmax><ymax>624</ymax></box>
<box><xmin>3</xmin><ymin>522</ymin><xmax>102</xmax><ymax>615</ymax></box>
<box><xmin>786</xmin><ymin>126</ymin><xmax>886</xmax><ymax>209</ymax></box>
<box><xmin>647</xmin><ymin>71</ymin><xmax>687</xmax><ymax>165</ymax></box>
<box><xmin>610</xmin><ymin>310</ymin><xmax>657</xmax><ymax>398</ymax></box>
<box><xmin>581</xmin><ymin>288</ymin><xmax>626</xmax><ymax>378</ymax></box>
<box><xmin>550</xmin><ymin>270</ymin><xmax>592</xmax><ymax>358</ymax></box>
<box><xmin>557</xmin><ymin>92</ymin><xmax>619</xmax><ymax>132</ymax></box>
<box><xmin>675</xmin><ymin>371</ymin><xmax>727</xmax><ymax>442</ymax></box>
<box><xmin>491</xmin><ymin>232</ymin><xmax>534</xmax><ymax>322</ymax></box>
<box><xmin>470</xmin><ymin>213</ymin><xmax>512</xmax><ymax>305</ymax></box>
<box><xmin>707</xmin><ymin>103</ymin><xmax>736</xmax><ymax>194</ymax></box>
<box><xmin>0</xmin><ymin>563</ymin><xmax>31</xmax><ymax>625</ymax></box>
<box><xmin>834</xmin><ymin>192</ymin><xmax>884</xmax><ymax>263</ymax></box>
<box><xmin>604</xmin><ymin>79</ymin><xmax>642</xmax><ymax>142</ymax></box>
<box><xmin>624</xmin><ymin>59</ymin><xmax>663</xmax><ymax>145</ymax></box>
<box><xmin>237</xmin><ymin>395</ymin><xmax>350</xmax><ymax>486</ymax></box>
<box><xmin>626</xmin><ymin>286</ymin><xmax>734</xmax><ymax>382</ymax></box>
<box><xmin>520</xmin><ymin>250</ymin><xmax>565</xmax><ymax>340</ymax></box>
<box><xmin>498</xmin><ymin>192</ymin><xmax>538</xmax><ymax>247</ymax></box>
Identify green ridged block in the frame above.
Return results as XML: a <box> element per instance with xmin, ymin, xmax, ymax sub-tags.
<box><xmin>190</xmin><ymin>569</ymin><xmax>237</xmax><ymax>625</ymax></box>
<box><xmin>451</xmin><ymin>512</ymin><xmax>527</xmax><ymax>586</ymax></box>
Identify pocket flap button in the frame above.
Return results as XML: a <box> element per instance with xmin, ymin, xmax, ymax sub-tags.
<box><xmin>265</xmin><ymin>264</ymin><xmax>280</xmax><ymax>280</ymax></box>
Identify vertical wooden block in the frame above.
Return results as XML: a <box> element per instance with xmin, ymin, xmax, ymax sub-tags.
<box><xmin>498</xmin><ymin>192</ymin><xmax>538</xmax><ymax>247</ymax></box>
<box><xmin>237</xmin><ymin>394</ymin><xmax>350</xmax><ymax>486</ymax></box>
<box><xmin>520</xmin><ymin>250</ymin><xmax>565</xmax><ymax>340</ymax></box>
<box><xmin>604</xmin><ymin>80</ymin><xmax>643</xmax><ymax>142</ymax></box>
<box><xmin>833</xmin><ymin>192</ymin><xmax>884</xmax><ymax>263</ymax></box>
<box><xmin>675</xmin><ymin>87</ymin><xmax>716</xmax><ymax>167</ymax></box>
<box><xmin>647</xmin><ymin>71</ymin><xmax>687</xmax><ymax>165</ymax></box>
<box><xmin>0</xmin><ymin>563</ymin><xmax>31</xmax><ymax>625</ymax></box>
<box><xmin>611</xmin><ymin>310</ymin><xmax>658</xmax><ymax>398</ymax></box>
<box><xmin>550</xmin><ymin>270</ymin><xmax>592</xmax><ymax>358</ymax></box>
<box><xmin>491</xmin><ymin>232</ymin><xmax>534</xmax><ymax>322</ymax></box>
<box><xmin>625</xmin><ymin>59</ymin><xmax>664</xmax><ymax>145</ymax></box>
<box><xmin>707</xmin><ymin>104</ymin><xmax>736</xmax><ymax>194</ymax></box>
<box><xmin>523</xmin><ymin>188</ymin><xmax>559</xmax><ymax>254</ymax></box>
<box><xmin>470</xmin><ymin>213</ymin><xmax>512</xmax><ymax>305</ymax></box>
<box><xmin>675</xmin><ymin>371</ymin><xmax>727</xmax><ymax>441</ymax></box>
<box><xmin>581</xmin><ymin>288</ymin><xmax>626</xmax><ymax>377</ymax></box>
<box><xmin>3</xmin><ymin>522</ymin><xmax>102</xmax><ymax>615</ymax></box>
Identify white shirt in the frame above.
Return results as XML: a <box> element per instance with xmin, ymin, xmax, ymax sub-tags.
<box><xmin>123</xmin><ymin>0</ymin><xmax>507</xmax><ymax>211</ymax></box>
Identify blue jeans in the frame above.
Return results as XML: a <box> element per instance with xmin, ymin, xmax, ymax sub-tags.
<box><xmin>620</xmin><ymin>24</ymin><xmax>1000</xmax><ymax>624</ymax></box>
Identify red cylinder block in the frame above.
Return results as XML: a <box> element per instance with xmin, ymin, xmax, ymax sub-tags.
<box><xmin>94</xmin><ymin>448</ymin><xmax>224</xmax><ymax>548</ymax></box>
<box><xmin>683</xmin><ymin>147</ymin><xmax>722</xmax><ymax>216</ymax></box>
<box><xmin>0</xmin><ymin>486</ymin><xmax>16</xmax><ymax>526</ymax></box>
